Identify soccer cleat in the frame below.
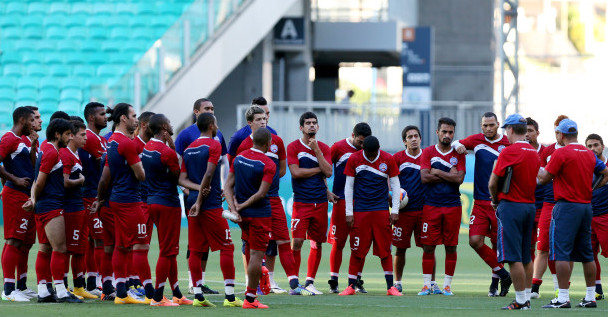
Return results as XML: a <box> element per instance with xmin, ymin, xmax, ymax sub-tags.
<box><xmin>355</xmin><ymin>279</ymin><xmax>367</xmax><ymax>293</ymax></box>
<box><xmin>328</xmin><ymin>280</ymin><xmax>339</xmax><ymax>294</ymax></box>
<box><xmin>242</xmin><ymin>299</ymin><xmax>269</xmax><ymax>309</ymax></box>
<box><xmin>542</xmin><ymin>298</ymin><xmax>571</xmax><ymax>308</ymax></box>
<box><xmin>2</xmin><ymin>290</ymin><xmax>31</xmax><ymax>302</ymax></box>
<box><xmin>100</xmin><ymin>293</ymin><xmax>116</xmax><ymax>301</ymax></box>
<box><xmin>270</xmin><ymin>282</ymin><xmax>287</xmax><ymax>294</ymax></box>
<box><xmin>223</xmin><ymin>297</ymin><xmax>244</xmax><ymax>307</ymax></box>
<box><xmin>394</xmin><ymin>283</ymin><xmax>403</xmax><ymax>293</ymax></box>
<box><xmin>530</xmin><ymin>292</ymin><xmax>541</xmax><ymax>299</ymax></box>
<box><xmin>73</xmin><ymin>287</ymin><xmax>99</xmax><ymax>299</ymax></box>
<box><xmin>200</xmin><ymin>284</ymin><xmax>219</xmax><ymax>294</ymax></box>
<box><xmin>488</xmin><ymin>287</ymin><xmax>498</xmax><ymax>297</ymax></box>
<box><xmin>135</xmin><ymin>285</ymin><xmax>146</xmax><ymax>297</ymax></box>
<box><xmin>501</xmin><ymin>300</ymin><xmax>531</xmax><ymax>310</ymax></box>
<box><xmin>69</xmin><ymin>290</ymin><xmax>84</xmax><ymax>300</ymax></box>
<box><xmin>259</xmin><ymin>267</ymin><xmax>271</xmax><ymax>295</ymax></box>
<box><xmin>143</xmin><ymin>297</ymin><xmax>152</xmax><ymax>304</ymax></box>
<box><xmin>417</xmin><ymin>286</ymin><xmax>431</xmax><ymax>296</ymax></box>
<box><xmin>150</xmin><ymin>297</ymin><xmax>179</xmax><ymax>307</ymax></box>
<box><xmin>127</xmin><ymin>288</ymin><xmax>144</xmax><ymax>301</ymax></box>
<box><xmin>499</xmin><ymin>275</ymin><xmax>512</xmax><ymax>297</ymax></box>
<box><xmin>88</xmin><ymin>288</ymin><xmax>103</xmax><ymax>297</ymax></box>
<box><xmin>442</xmin><ymin>286</ymin><xmax>454</xmax><ymax>296</ymax></box>
<box><xmin>577</xmin><ymin>298</ymin><xmax>597</xmax><ymax>308</ymax></box>
<box><xmin>20</xmin><ymin>288</ymin><xmax>37</xmax><ymax>299</ymax></box>
<box><xmin>192</xmin><ymin>298</ymin><xmax>216</xmax><ymax>307</ymax></box>
<box><xmin>430</xmin><ymin>283</ymin><xmax>442</xmax><ymax>295</ymax></box>
<box><xmin>387</xmin><ymin>286</ymin><xmax>403</xmax><ymax>296</ymax></box>
<box><xmin>305</xmin><ymin>283</ymin><xmax>323</xmax><ymax>295</ymax></box>
<box><xmin>289</xmin><ymin>285</ymin><xmax>315</xmax><ymax>296</ymax></box>
<box><xmin>338</xmin><ymin>285</ymin><xmax>356</xmax><ymax>296</ymax></box>
<box><xmin>172</xmin><ymin>296</ymin><xmax>193</xmax><ymax>305</ymax></box>
<box><xmin>37</xmin><ymin>294</ymin><xmax>57</xmax><ymax>303</ymax></box>
<box><xmin>56</xmin><ymin>294</ymin><xmax>84</xmax><ymax>303</ymax></box>
<box><xmin>188</xmin><ymin>286</ymin><xmax>194</xmax><ymax>295</ymax></box>
<box><xmin>596</xmin><ymin>293</ymin><xmax>604</xmax><ymax>301</ymax></box>
<box><xmin>114</xmin><ymin>294</ymin><xmax>146</xmax><ymax>304</ymax></box>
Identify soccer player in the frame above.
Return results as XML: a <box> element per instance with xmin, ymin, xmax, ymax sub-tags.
<box><xmin>225</xmin><ymin>127</ymin><xmax>276</xmax><ymax>309</ymax></box>
<box><xmin>0</xmin><ymin>107</ymin><xmax>37</xmax><ymax>301</ymax></box>
<box><xmin>585</xmin><ymin>133</ymin><xmax>608</xmax><ymax>300</ymax></box>
<box><xmin>453</xmin><ymin>112</ymin><xmax>512</xmax><ymax>296</ymax></box>
<box><xmin>140</xmin><ymin>114</ymin><xmax>189</xmax><ymax>306</ymax></box>
<box><xmin>538</xmin><ymin>118</ymin><xmax>608</xmax><ymax>308</ymax></box>
<box><xmin>235</xmin><ymin>106</ymin><xmax>312</xmax><ymax>295</ymax></box>
<box><xmin>175</xmin><ymin>98</ymin><xmax>225</xmax><ymax>295</ymax></box>
<box><xmin>525</xmin><ymin>117</ymin><xmax>546</xmax><ymax>263</ymax></box>
<box><xmin>418</xmin><ymin>117</ymin><xmax>466</xmax><ymax>296</ymax></box>
<box><xmin>60</xmin><ymin>120</ymin><xmax>97</xmax><ymax>299</ymax></box>
<box><xmin>180</xmin><ymin>113</ymin><xmax>238</xmax><ymax>307</ymax></box>
<box><xmin>79</xmin><ymin>102</ymin><xmax>108</xmax><ymax>296</ymax></box>
<box><xmin>327</xmin><ymin>122</ymin><xmax>371</xmax><ymax>293</ymax></box>
<box><xmin>338</xmin><ymin>136</ymin><xmax>402</xmax><ymax>296</ymax></box>
<box><xmin>391</xmin><ymin>125</ymin><xmax>428</xmax><ymax>293</ymax></box>
<box><xmin>531</xmin><ymin>115</ymin><xmax>569</xmax><ymax>298</ymax></box>
<box><xmin>287</xmin><ymin>112</ymin><xmax>333</xmax><ymax>295</ymax></box>
<box><xmin>93</xmin><ymin>103</ymin><xmax>149</xmax><ymax>304</ymax></box>
<box><xmin>24</xmin><ymin>118</ymin><xmax>82</xmax><ymax>303</ymax></box>
<box><xmin>487</xmin><ymin>114</ymin><xmax>540</xmax><ymax>310</ymax></box>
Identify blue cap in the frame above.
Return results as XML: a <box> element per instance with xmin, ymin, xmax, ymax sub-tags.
<box><xmin>501</xmin><ymin>113</ymin><xmax>527</xmax><ymax>128</ymax></box>
<box><xmin>555</xmin><ymin>118</ymin><xmax>578</xmax><ymax>134</ymax></box>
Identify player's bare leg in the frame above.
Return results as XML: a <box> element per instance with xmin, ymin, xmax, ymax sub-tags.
<box><xmin>44</xmin><ymin>216</ymin><xmax>79</xmax><ymax>302</ymax></box>
<box><xmin>393</xmin><ymin>248</ymin><xmax>406</xmax><ymax>291</ymax></box>
<box><xmin>244</xmin><ymin>249</ymin><xmax>268</xmax><ymax>308</ymax></box>
<box><xmin>470</xmin><ymin>234</ymin><xmax>511</xmax><ymax>296</ymax></box>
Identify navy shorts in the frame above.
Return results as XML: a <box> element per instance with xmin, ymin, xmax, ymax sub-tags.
<box><xmin>550</xmin><ymin>201</ymin><xmax>593</xmax><ymax>262</ymax></box>
<box><xmin>496</xmin><ymin>200</ymin><xmax>535</xmax><ymax>264</ymax></box>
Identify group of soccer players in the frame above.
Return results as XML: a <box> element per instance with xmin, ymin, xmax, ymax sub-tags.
<box><xmin>1</xmin><ymin>98</ymin><xmax>607</xmax><ymax>310</ymax></box>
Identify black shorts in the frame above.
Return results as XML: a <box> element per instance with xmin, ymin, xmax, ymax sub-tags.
<box><xmin>496</xmin><ymin>200</ymin><xmax>535</xmax><ymax>264</ymax></box>
<box><xmin>550</xmin><ymin>201</ymin><xmax>593</xmax><ymax>262</ymax></box>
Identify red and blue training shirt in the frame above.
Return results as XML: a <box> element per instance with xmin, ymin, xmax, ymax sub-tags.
<box><xmin>236</xmin><ymin>134</ymin><xmax>286</xmax><ymax>197</ymax></box>
<box><xmin>0</xmin><ymin>131</ymin><xmax>35</xmax><ymax>194</ymax></box>
<box><xmin>286</xmin><ymin>139</ymin><xmax>331</xmax><ymax>204</ymax></box>
<box><xmin>420</xmin><ymin>144</ymin><xmax>466</xmax><ymax>207</ymax></box>
<box><xmin>141</xmin><ymin>138</ymin><xmax>181</xmax><ymax>208</ymax></box>
<box><xmin>34</xmin><ymin>142</ymin><xmax>64</xmax><ymax>214</ymax></box>
<box><xmin>330</xmin><ymin>138</ymin><xmax>358</xmax><ymax>200</ymax></box>
<box><xmin>231</xmin><ymin>148</ymin><xmax>276</xmax><ymax>218</ymax></box>
<box><xmin>106</xmin><ymin>131</ymin><xmax>141</xmax><ymax>203</ymax></box>
<box><xmin>392</xmin><ymin>149</ymin><xmax>426</xmax><ymax>212</ymax></box>
<box><xmin>60</xmin><ymin>147</ymin><xmax>85</xmax><ymax>213</ymax></box>
<box><xmin>79</xmin><ymin>129</ymin><xmax>107</xmax><ymax>199</ymax></box>
<box><xmin>181</xmin><ymin>137</ymin><xmax>223</xmax><ymax>211</ymax></box>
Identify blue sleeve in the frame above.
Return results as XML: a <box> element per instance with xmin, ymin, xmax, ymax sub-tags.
<box><xmin>104</xmin><ymin>132</ymin><xmax>113</xmax><ymax>140</ymax></box>
<box><xmin>227</xmin><ymin>129</ymin><xmax>245</xmax><ymax>157</ymax></box>
<box><xmin>217</xmin><ymin>130</ymin><xmax>227</xmax><ymax>156</ymax></box>
<box><xmin>595</xmin><ymin>155</ymin><xmax>606</xmax><ymax>174</ymax></box>
<box><xmin>268</xmin><ymin>126</ymin><xmax>278</xmax><ymax>135</ymax></box>
<box><xmin>175</xmin><ymin>131</ymin><xmax>187</xmax><ymax>157</ymax></box>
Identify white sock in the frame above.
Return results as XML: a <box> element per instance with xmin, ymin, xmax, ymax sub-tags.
<box><xmin>268</xmin><ymin>272</ymin><xmax>275</xmax><ymax>285</ymax></box>
<box><xmin>193</xmin><ymin>286</ymin><xmax>202</xmax><ymax>295</ymax></box>
<box><xmin>552</xmin><ymin>274</ymin><xmax>559</xmax><ymax>290</ymax></box>
<box><xmin>96</xmin><ymin>275</ymin><xmax>102</xmax><ymax>287</ymax></box>
<box><xmin>443</xmin><ymin>275</ymin><xmax>453</xmax><ymax>288</ymax></box>
<box><xmin>585</xmin><ymin>286</ymin><xmax>595</xmax><ymax>301</ymax></box>
<box><xmin>37</xmin><ymin>284</ymin><xmax>50</xmax><ymax>297</ymax></box>
<box><xmin>395</xmin><ymin>280</ymin><xmax>402</xmax><ymax>286</ymax></box>
<box><xmin>201</xmin><ymin>272</ymin><xmax>206</xmax><ymax>285</ymax></box>
<box><xmin>225</xmin><ymin>285</ymin><xmax>234</xmax><ymax>296</ymax></box>
<box><xmin>55</xmin><ymin>283</ymin><xmax>69</xmax><ymax>298</ymax></box>
<box><xmin>515</xmin><ymin>290</ymin><xmax>526</xmax><ymax>304</ymax></box>
<box><xmin>423</xmin><ymin>274</ymin><xmax>432</xmax><ymax>287</ymax></box>
<box><xmin>188</xmin><ymin>271</ymin><xmax>193</xmax><ymax>288</ymax></box>
<box><xmin>525</xmin><ymin>288</ymin><xmax>531</xmax><ymax>301</ymax></box>
<box><xmin>557</xmin><ymin>288</ymin><xmax>569</xmax><ymax>302</ymax></box>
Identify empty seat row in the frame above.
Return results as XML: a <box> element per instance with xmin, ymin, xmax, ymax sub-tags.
<box><xmin>0</xmin><ymin>2</ymin><xmax>189</xmax><ymax>17</ymax></box>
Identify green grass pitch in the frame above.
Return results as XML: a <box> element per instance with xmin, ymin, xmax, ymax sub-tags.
<box><xmin>1</xmin><ymin>227</ymin><xmax>607</xmax><ymax>316</ymax></box>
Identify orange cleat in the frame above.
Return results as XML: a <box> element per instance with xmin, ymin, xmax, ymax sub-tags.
<box><xmin>151</xmin><ymin>297</ymin><xmax>179</xmax><ymax>306</ymax></box>
<box><xmin>172</xmin><ymin>296</ymin><xmax>193</xmax><ymax>305</ymax></box>
<box><xmin>338</xmin><ymin>285</ymin><xmax>356</xmax><ymax>296</ymax></box>
<box><xmin>242</xmin><ymin>299</ymin><xmax>269</xmax><ymax>309</ymax></box>
<box><xmin>259</xmin><ymin>266</ymin><xmax>271</xmax><ymax>295</ymax></box>
<box><xmin>386</xmin><ymin>286</ymin><xmax>403</xmax><ymax>296</ymax></box>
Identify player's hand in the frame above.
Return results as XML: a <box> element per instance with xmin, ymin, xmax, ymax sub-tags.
<box><xmin>308</xmin><ymin>138</ymin><xmax>320</xmax><ymax>153</ymax></box>
<box><xmin>199</xmin><ymin>186</ymin><xmax>210</xmax><ymax>198</ymax></box>
<box><xmin>491</xmin><ymin>201</ymin><xmax>498</xmax><ymax>210</ymax></box>
<box><xmin>430</xmin><ymin>168</ymin><xmax>438</xmax><ymax>176</ymax></box>
<box><xmin>89</xmin><ymin>200</ymin><xmax>101</xmax><ymax>214</ymax></box>
<box><xmin>450</xmin><ymin>166</ymin><xmax>458</xmax><ymax>174</ymax></box>
<box><xmin>229</xmin><ymin>211</ymin><xmax>242</xmax><ymax>223</ymax></box>
<box><xmin>77</xmin><ymin>174</ymin><xmax>85</xmax><ymax>185</ymax></box>
<box><xmin>182</xmin><ymin>188</ymin><xmax>190</xmax><ymax>196</ymax></box>
<box><xmin>22</xmin><ymin>198</ymin><xmax>34</xmax><ymax>212</ymax></box>
<box><xmin>346</xmin><ymin>215</ymin><xmax>354</xmax><ymax>227</ymax></box>
<box><xmin>455</xmin><ymin>145</ymin><xmax>467</xmax><ymax>154</ymax></box>
<box><xmin>390</xmin><ymin>213</ymin><xmax>399</xmax><ymax>225</ymax></box>
<box><xmin>327</xmin><ymin>190</ymin><xmax>338</xmax><ymax>204</ymax></box>
<box><xmin>189</xmin><ymin>204</ymin><xmax>200</xmax><ymax>217</ymax></box>
<box><xmin>233</xmin><ymin>197</ymin><xmax>242</xmax><ymax>212</ymax></box>
<box><xmin>30</xmin><ymin>131</ymin><xmax>39</xmax><ymax>143</ymax></box>
<box><xmin>14</xmin><ymin>177</ymin><xmax>31</xmax><ymax>188</ymax></box>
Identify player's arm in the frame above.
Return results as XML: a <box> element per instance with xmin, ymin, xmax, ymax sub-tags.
<box><xmin>388</xmin><ymin>176</ymin><xmax>400</xmax><ymax>224</ymax></box>
<box><xmin>279</xmin><ymin>159</ymin><xmax>286</xmax><ymax>178</ymax></box>
<box><xmin>63</xmin><ymin>173</ymin><xmax>85</xmax><ymax>188</ymax></box>
<box><xmin>236</xmin><ymin>181</ymin><xmax>271</xmax><ymax>211</ymax></box>
<box><xmin>452</xmin><ymin>136</ymin><xmax>472</xmax><ymax>154</ymax></box>
<box><xmin>178</xmin><ymin>172</ymin><xmax>200</xmax><ymax>191</ymax></box>
<box><xmin>537</xmin><ymin>167</ymin><xmax>553</xmax><ymax>185</ymax></box>
<box><xmin>196</xmin><ymin>162</ymin><xmax>217</xmax><ymax>200</ymax></box>
<box><xmin>431</xmin><ymin>168</ymin><xmax>465</xmax><ymax>184</ymax></box>
<box><xmin>597</xmin><ymin>167</ymin><xmax>608</xmax><ymax>188</ymax></box>
<box><xmin>129</xmin><ymin>162</ymin><xmax>145</xmax><ymax>182</ymax></box>
<box><xmin>90</xmin><ymin>165</ymin><xmax>112</xmax><ymax>213</ymax></box>
<box><xmin>420</xmin><ymin>168</ymin><xmax>443</xmax><ymax>184</ymax></box>
<box><xmin>312</xmin><ymin>142</ymin><xmax>332</xmax><ymax>178</ymax></box>
<box><xmin>288</xmin><ymin>164</ymin><xmax>321</xmax><ymax>178</ymax></box>
<box><xmin>220</xmin><ymin>155</ymin><xmax>229</xmax><ymax>182</ymax></box>
<box><xmin>344</xmin><ymin>176</ymin><xmax>355</xmax><ymax>227</ymax></box>
<box><xmin>325</xmin><ymin>177</ymin><xmax>338</xmax><ymax>203</ymax></box>
<box><xmin>23</xmin><ymin>171</ymin><xmax>47</xmax><ymax>212</ymax></box>
<box><xmin>488</xmin><ymin>172</ymin><xmax>500</xmax><ymax>206</ymax></box>
<box><xmin>0</xmin><ymin>164</ymin><xmax>31</xmax><ymax>188</ymax></box>
<box><xmin>222</xmin><ymin>172</ymin><xmax>240</xmax><ymax>221</ymax></box>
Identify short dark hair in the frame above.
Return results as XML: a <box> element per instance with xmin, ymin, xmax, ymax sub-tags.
<box><xmin>526</xmin><ymin>117</ymin><xmax>539</xmax><ymax>132</ymax></box>
<box><xmin>13</xmin><ymin>107</ymin><xmax>34</xmax><ymax>124</ymax></box>
<box><xmin>482</xmin><ymin>112</ymin><xmax>497</xmax><ymax>121</ymax></box>
<box><xmin>148</xmin><ymin>114</ymin><xmax>168</xmax><ymax>136</ymax></box>
<box><xmin>83</xmin><ymin>102</ymin><xmax>105</xmax><ymax>122</ymax></box>
<box><xmin>50</xmin><ymin>111</ymin><xmax>70</xmax><ymax>121</ymax></box>
<box><xmin>586</xmin><ymin>134</ymin><xmax>603</xmax><ymax>146</ymax></box>
<box><xmin>402</xmin><ymin>125</ymin><xmax>421</xmax><ymax>141</ymax></box>
<box><xmin>353</xmin><ymin>122</ymin><xmax>371</xmax><ymax>138</ymax></box>
<box><xmin>138</xmin><ymin>111</ymin><xmax>155</xmax><ymax>125</ymax></box>
<box><xmin>246</xmin><ymin>106</ymin><xmax>265</xmax><ymax>122</ymax></box>
<box><xmin>506</xmin><ymin>124</ymin><xmax>527</xmax><ymax>135</ymax></box>
<box><xmin>362</xmin><ymin>135</ymin><xmax>380</xmax><ymax>153</ymax></box>
<box><xmin>251</xmin><ymin>96</ymin><xmax>267</xmax><ymax>106</ymax></box>
<box><xmin>193</xmin><ymin>98</ymin><xmax>211</xmax><ymax>111</ymax></box>
<box><xmin>70</xmin><ymin>120</ymin><xmax>86</xmax><ymax>134</ymax></box>
<box><xmin>252</xmin><ymin>127</ymin><xmax>271</xmax><ymax>146</ymax></box>
<box><xmin>196</xmin><ymin>113</ymin><xmax>215</xmax><ymax>133</ymax></box>
<box><xmin>108</xmin><ymin>103</ymin><xmax>132</xmax><ymax>124</ymax></box>
<box><xmin>70</xmin><ymin>115</ymin><xmax>85</xmax><ymax>123</ymax></box>
<box><xmin>437</xmin><ymin>117</ymin><xmax>456</xmax><ymax>130</ymax></box>
<box><xmin>299</xmin><ymin>112</ymin><xmax>317</xmax><ymax>127</ymax></box>
<box><xmin>24</xmin><ymin>105</ymin><xmax>38</xmax><ymax>112</ymax></box>
<box><xmin>46</xmin><ymin>118</ymin><xmax>73</xmax><ymax>141</ymax></box>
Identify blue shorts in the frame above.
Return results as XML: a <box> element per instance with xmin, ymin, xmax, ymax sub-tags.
<box><xmin>550</xmin><ymin>201</ymin><xmax>593</xmax><ymax>262</ymax></box>
<box><xmin>496</xmin><ymin>200</ymin><xmax>535</xmax><ymax>264</ymax></box>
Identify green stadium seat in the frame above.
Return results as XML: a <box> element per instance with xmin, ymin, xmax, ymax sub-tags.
<box><xmin>66</xmin><ymin>53</ymin><xmax>86</xmax><ymax>65</ymax></box>
<box><xmin>43</xmin><ymin>15</ymin><xmax>64</xmax><ymax>28</ymax></box>
<box><xmin>101</xmin><ymin>41</ymin><xmax>121</xmax><ymax>53</ymax></box>
<box><xmin>17</xmin><ymin>78</ymin><xmax>38</xmax><ymax>90</ymax></box>
<box><xmin>38</xmin><ymin>102</ymin><xmax>58</xmax><ymax>115</ymax></box>
<box><xmin>97</xmin><ymin>65</ymin><xmax>121</xmax><ymax>79</ymax></box>
<box><xmin>132</xmin><ymin>27</ymin><xmax>153</xmax><ymax>41</ymax></box>
<box><xmin>49</xmin><ymin>65</ymin><xmax>69</xmax><ymax>78</ymax></box>
<box><xmin>46</xmin><ymin>26</ymin><xmax>66</xmax><ymax>40</ymax></box>
<box><xmin>3</xmin><ymin>64</ymin><xmax>22</xmax><ymax>78</ymax></box>
<box><xmin>85</xmin><ymin>16</ymin><xmax>105</xmax><ymax>28</ymax></box>
<box><xmin>74</xmin><ymin>65</ymin><xmax>96</xmax><ymax>78</ymax></box>
<box><xmin>68</xmin><ymin>27</ymin><xmax>88</xmax><ymax>40</ymax></box>
<box><xmin>14</xmin><ymin>100</ymin><xmax>37</xmax><ymax>108</ymax></box>
<box><xmin>2</xmin><ymin>27</ymin><xmax>20</xmax><ymax>40</ymax></box>
<box><xmin>0</xmin><ymin>101</ymin><xmax>14</xmax><ymax>113</ymax></box>
<box><xmin>81</xmin><ymin>41</ymin><xmax>99</xmax><ymax>53</ymax></box>
<box><xmin>36</xmin><ymin>40</ymin><xmax>56</xmax><ymax>53</ymax></box>
<box><xmin>44</xmin><ymin>53</ymin><xmax>64</xmax><ymax>65</ymax></box>
<box><xmin>151</xmin><ymin>17</ymin><xmax>171</xmax><ymax>28</ymax></box>
<box><xmin>21</xmin><ymin>15</ymin><xmax>44</xmax><ymax>28</ymax></box>
<box><xmin>0</xmin><ymin>16</ymin><xmax>20</xmax><ymax>28</ymax></box>
<box><xmin>62</xmin><ymin>78</ymin><xmax>83</xmax><ymax>90</ymax></box>
<box><xmin>71</xmin><ymin>2</ymin><xmax>93</xmax><ymax>15</ymax></box>
<box><xmin>40</xmin><ymin>77</ymin><xmax>61</xmax><ymax>90</ymax></box>
<box><xmin>39</xmin><ymin>88</ymin><xmax>60</xmax><ymax>103</ymax></box>
<box><xmin>88</xmin><ymin>53</ymin><xmax>106</xmax><ymax>65</ymax></box>
<box><xmin>6</xmin><ymin>2</ymin><xmax>27</xmax><ymax>16</ymax></box>
<box><xmin>0</xmin><ymin>78</ymin><xmax>16</xmax><ymax>89</ymax></box>
<box><xmin>24</xmin><ymin>26</ymin><xmax>44</xmax><ymax>40</ymax></box>
<box><xmin>49</xmin><ymin>2</ymin><xmax>70</xmax><ymax>16</ymax></box>
<box><xmin>26</xmin><ymin>64</ymin><xmax>47</xmax><ymax>78</ymax></box>
<box><xmin>17</xmin><ymin>88</ymin><xmax>38</xmax><ymax>100</ymax></box>
<box><xmin>57</xmin><ymin>40</ymin><xmax>80</xmax><ymax>52</ymax></box>
<box><xmin>129</xmin><ymin>16</ymin><xmax>147</xmax><ymax>28</ymax></box>
<box><xmin>116</xmin><ymin>3</ymin><xmax>138</xmax><ymax>16</ymax></box>
<box><xmin>64</xmin><ymin>16</ymin><xmax>85</xmax><ymax>28</ymax></box>
<box><xmin>0</xmin><ymin>88</ymin><xmax>15</xmax><ymax>101</ymax></box>
<box><xmin>60</xmin><ymin>88</ymin><xmax>83</xmax><ymax>102</ymax></box>
<box><xmin>123</xmin><ymin>40</ymin><xmax>150</xmax><ymax>53</ymax></box>
<box><xmin>58</xmin><ymin>101</ymin><xmax>82</xmax><ymax>114</ymax></box>
<box><xmin>22</xmin><ymin>52</ymin><xmax>43</xmax><ymax>65</ymax></box>
<box><xmin>106</xmin><ymin>16</ymin><xmax>124</xmax><ymax>28</ymax></box>
<box><xmin>89</xmin><ymin>27</ymin><xmax>108</xmax><ymax>40</ymax></box>
<box><xmin>160</xmin><ymin>2</ymin><xmax>183</xmax><ymax>16</ymax></box>
<box><xmin>137</xmin><ymin>3</ymin><xmax>156</xmax><ymax>16</ymax></box>
<box><xmin>93</xmin><ymin>3</ymin><xmax>114</xmax><ymax>16</ymax></box>
<box><xmin>28</xmin><ymin>2</ymin><xmax>49</xmax><ymax>16</ymax></box>
<box><xmin>110</xmin><ymin>27</ymin><xmax>130</xmax><ymax>41</ymax></box>
<box><xmin>1</xmin><ymin>52</ymin><xmax>20</xmax><ymax>64</ymax></box>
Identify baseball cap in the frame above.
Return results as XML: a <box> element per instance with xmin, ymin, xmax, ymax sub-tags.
<box><xmin>555</xmin><ymin>118</ymin><xmax>578</xmax><ymax>134</ymax></box>
<box><xmin>501</xmin><ymin>113</ymin><xmax>526</xmax><ymax>128</ymax></box>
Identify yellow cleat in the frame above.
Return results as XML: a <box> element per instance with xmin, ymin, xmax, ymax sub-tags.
<box><xmin>143</xmin><ymin>297</ymin><xmax>152</xmax><ymax>304</ymax></box>
<box><xmin>114</xmin><ymin>294</ymin><xmax>146</xmax><ymax>304</ymax></box>
<box><xmin>192</xmin><ymin>298</ymin><xmax>216</xmax><ymax>307</ymax></box>
<box><xmin>73</xmin><ymin>287</ymin><xmax>99</xmax><ymax>299</ymax></box>
<box><xmin>69</xmin><ymin>291</ymin><xmax>84</xmax><ymax>300</ymax></box>
<box><xmin>223</xmin><ymin>297</ymin><xmax>244</xmax><ymax>307</ymax></box>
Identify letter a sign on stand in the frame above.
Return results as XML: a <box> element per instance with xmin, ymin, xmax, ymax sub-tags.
<box><xmin>274</xmin><ymin>17</ymin><xmax>305</xmax><ymax>48</ymax></box>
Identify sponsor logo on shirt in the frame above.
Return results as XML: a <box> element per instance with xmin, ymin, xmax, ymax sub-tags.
<box><xmin>498</xmin><ymin>145</ymin><xmax>505</xmax><ymax>152</ymax></box>
<box><xmin>379</xmin><ymin>163</ymin><xmax>388</xmax><ymax>172</ymax></box>
<box><xmin>270</xmin><ymin>144</ymin><xmax>278</xmax><ymax>153</ymax></box>
<box><xmin>450</xmin><ymin>157</ymin><xmax>458</xmax><ymax>166</ymax></box>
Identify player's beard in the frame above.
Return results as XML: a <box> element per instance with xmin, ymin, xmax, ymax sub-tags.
<box><xmin>440</xmin><ymin>138</ymin><xmax>452</xmax><ymax>146</ymax></box>
<box><xmin>307</xmin><ymin>132</ymin><xmax>316</xmax><ymax>138</ymax></box>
